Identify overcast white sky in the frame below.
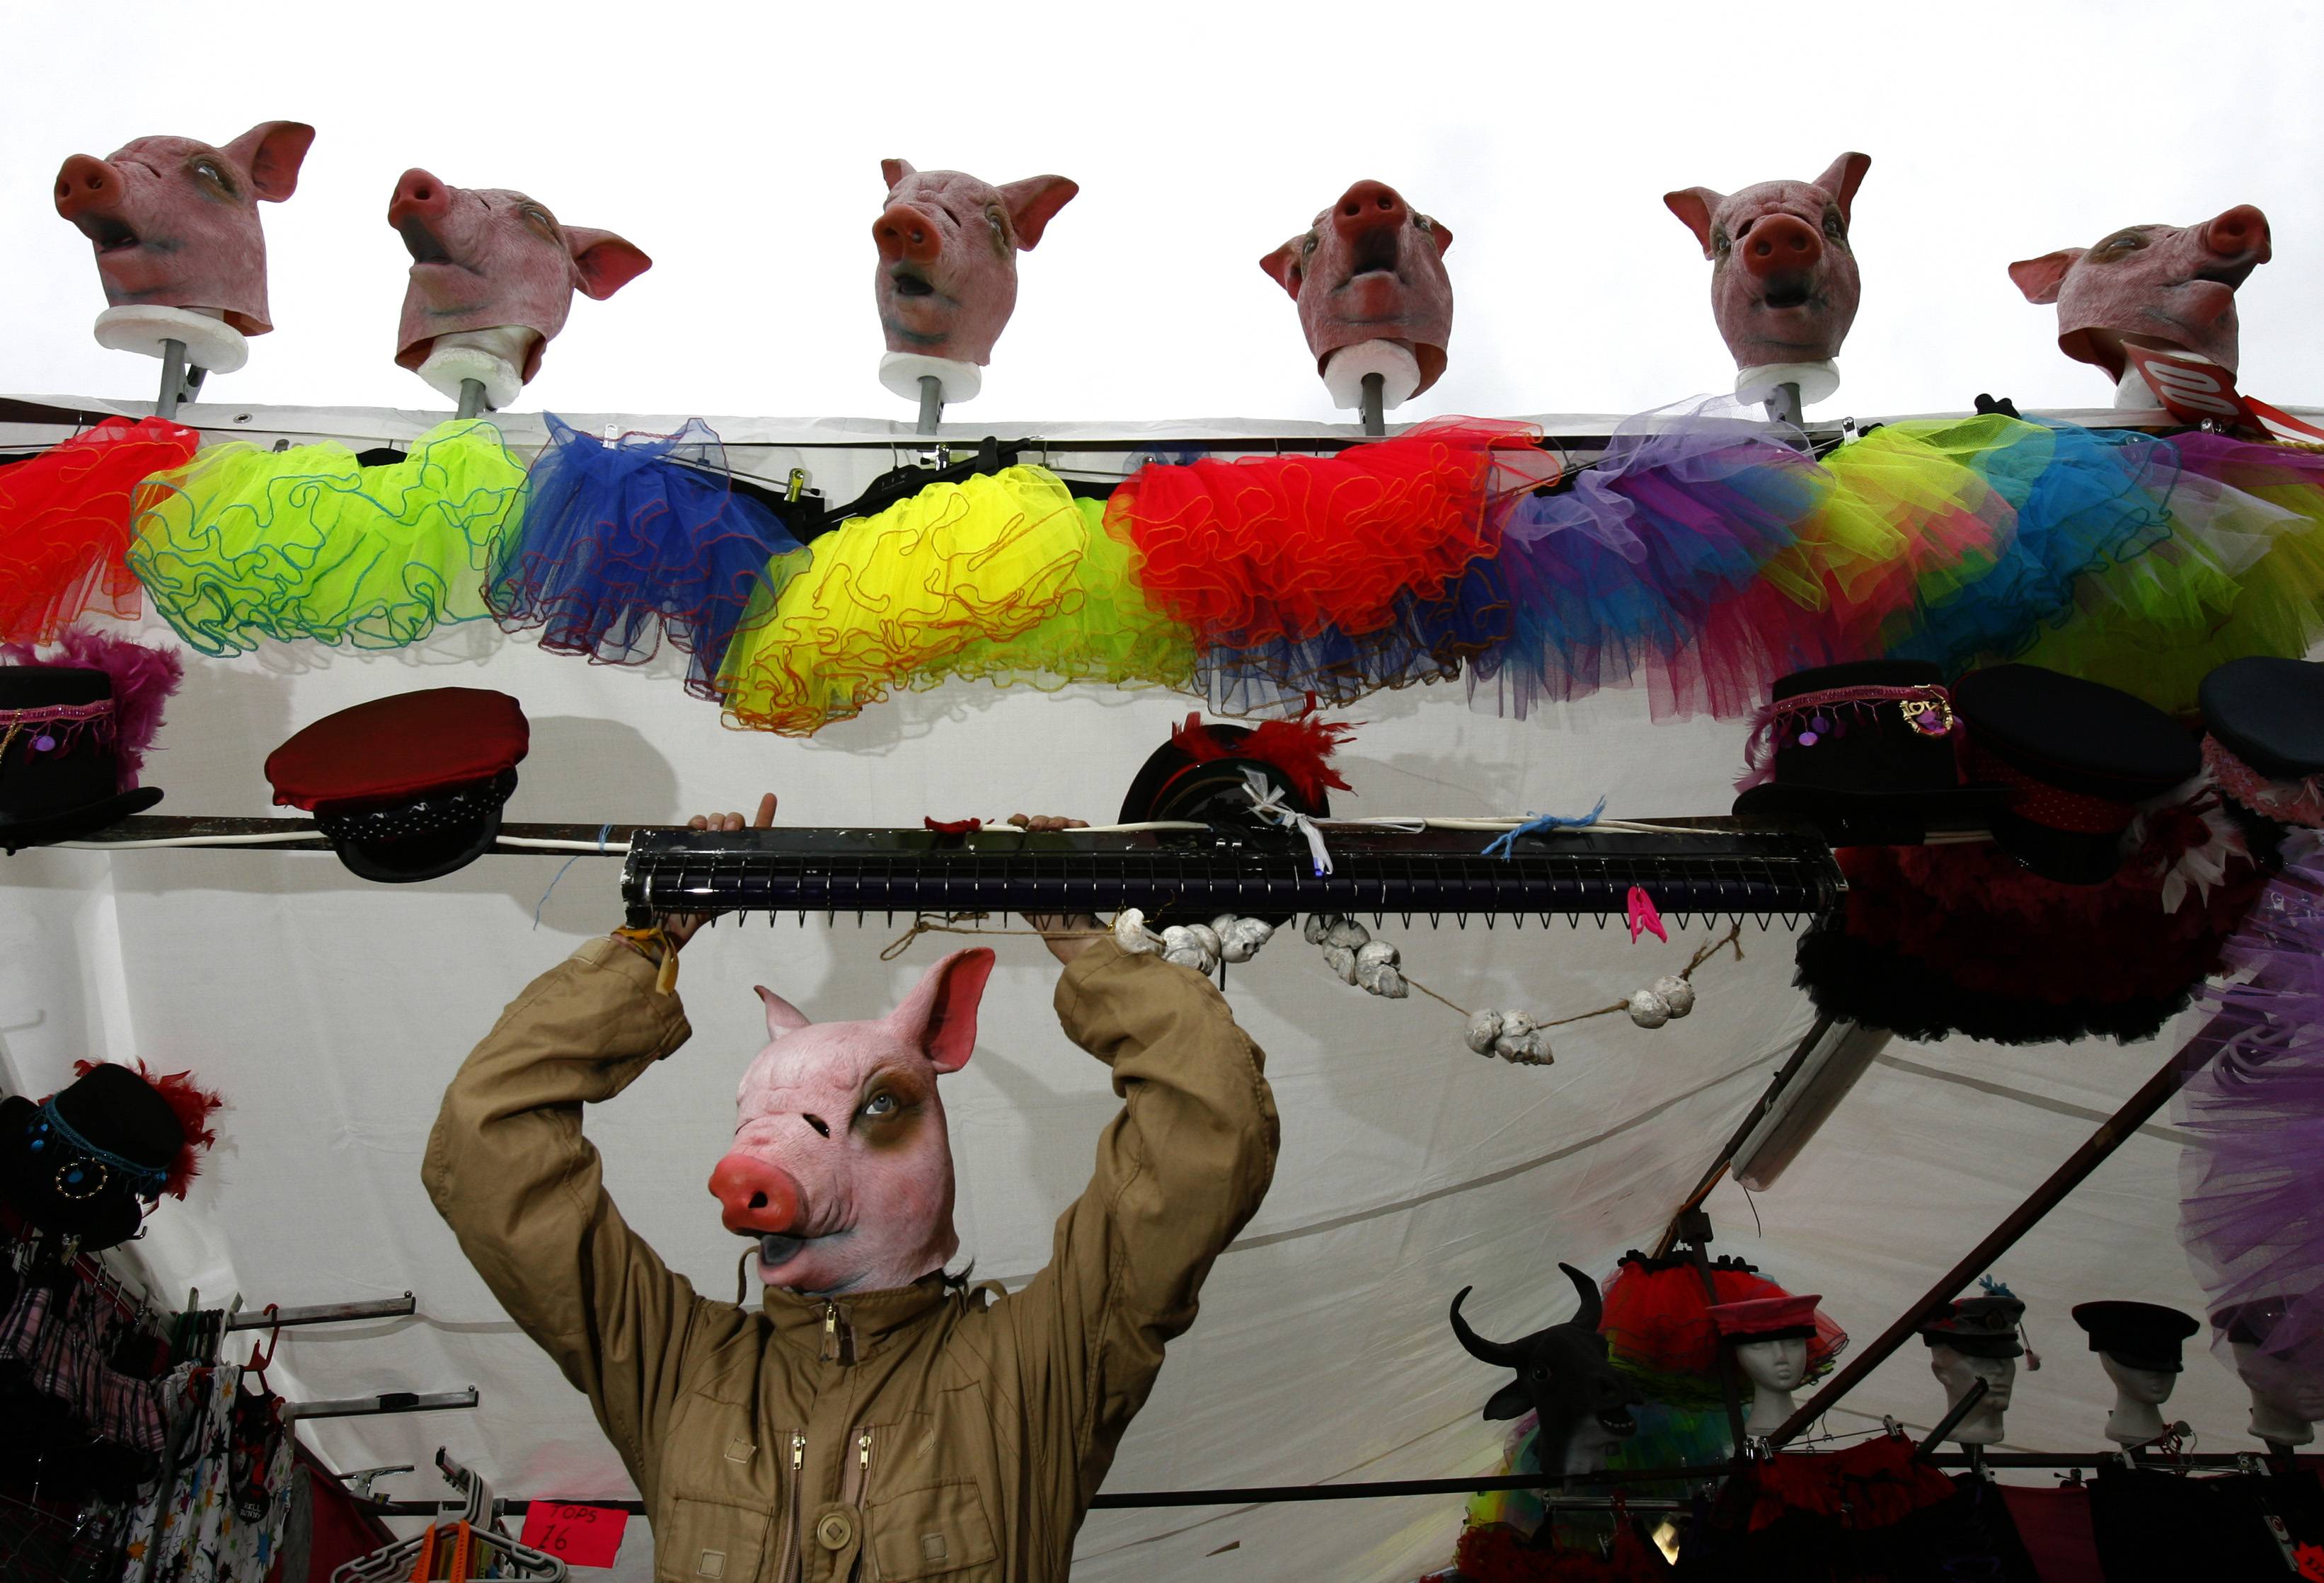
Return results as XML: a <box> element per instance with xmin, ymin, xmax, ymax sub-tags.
<box><xmin>11</xmin><ymin>1</ymin><xmax>2321</xmax><ymax>425</ymax></box>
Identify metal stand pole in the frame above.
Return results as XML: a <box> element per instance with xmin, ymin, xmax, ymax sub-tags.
<box><xmin>156</xmin><ymin>338</ymin><xmax>205</xmax><ymax>421</ymax></box>
<box><xmin>1761</xmin><ymin>380</ymin><xmax>1803</xmax><ymax>430</ymax></box>
<box><xmin>1360</xmin><ymin>372</ymin><xmax>1386</xmax><ymax>437</ymax></box>
<box><xmin>1674</xmin><ymin>1209</ymin><xmax>1751</xmax><ymax>1460</ymax></box>
<box><xmin>916</xmin><ymin>374</ymin><xmax>944</xmax><ymax>437</ymax></box>
<box><xmin>455</xmin><ymin>379</ymin><xmax>486</xmax><ymax>420</ymax></box>
<box><xmin>1766</xmin><ymin>1009</ymin><xmax>2244</xmax><ymax>1447</ymax></box>
<box><xmin>1917</xmin><ymin>1377</ymin><xmax>1991</xmax><ymax>1456</ymax></box>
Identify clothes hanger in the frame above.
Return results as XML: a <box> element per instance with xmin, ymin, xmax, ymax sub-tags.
<box><xmin>333</xmin><ymin>1450</ymin><xmax>565</xmax><ymax>1583</ymax></box>
<box><xmin>824</xmin><ymin>434</ymin><xmax>1020</xmax><ymax>529</ymax></box>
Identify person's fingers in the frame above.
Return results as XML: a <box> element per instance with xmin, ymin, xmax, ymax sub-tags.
<box><xmin>1062</xmin><ymin>817</ymin><xmax>1089</xmax><ymax>829</ymax></box>
<box><xmin>687</xmin><ymin>813</ymin><xmax>708</xmax><ymax>830</ymax></box>
<box><xmin>1008</xmin><ymin>812</ymin><xmax>1029</xmax><ymax>828</ymax></box>
<box><xmin>753</xmin><ymin>793</ymin><xmax>778</xmax><ymax>829</ymax></box>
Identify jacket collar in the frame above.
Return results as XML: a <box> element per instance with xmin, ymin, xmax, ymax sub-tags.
<box><xmin>761</xmin><ymin>1272</ymin><xmax>955</xmax><ymax>1360</ymax></box>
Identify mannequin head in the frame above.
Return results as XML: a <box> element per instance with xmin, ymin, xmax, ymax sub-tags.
<box><xmin>2073</xmin><ymin>1300</ymin><xmax>2194</xmax><ymax>1446</ymax></box>
<box><xmin>2219</xmin><ymin>1298</ymin><xmax>2324</xmax><ymax>1446</ymax></box>
<box><xmin>1734</xmin><ymin>1335</ymin><xmax>1809</xmax><ymax>1393</ymax></box>
<box><xmin>1928</xmin><ymin>1345</ymin><xmax>2015</xmax><ymax>1444</ymax></box>
<box><xmin>1710</xmin><ymin>1292</ymin><xmax>1825</xmax><ymax>1439</ymax></box>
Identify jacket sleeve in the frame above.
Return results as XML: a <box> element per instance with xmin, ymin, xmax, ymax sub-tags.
<box><xmin>422</xmin><ymin>936</ymin><xmax>707</xmax><ymax>1505</ymax></box>
<box><xmin>1000</xmin><ymin>938</ymin><xmax>1281</xmax><ymax>1505</ymax></box>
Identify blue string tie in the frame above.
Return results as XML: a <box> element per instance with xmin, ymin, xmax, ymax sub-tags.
<box><xmin>1483</xmin><ymin>796</ymin><xmax>1608</xmax><ymax>859</ymax></box>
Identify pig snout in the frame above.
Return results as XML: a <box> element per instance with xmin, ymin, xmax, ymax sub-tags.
<box><xmin>1740</xmin><ymin>213</ymin><xmax>1822</xmax><ymax>280</ymax></box>
<box><xmin>709</xmin><ymin>1152</ymin><xmax>804</xmax><ymax>1236</ymax></box>
<box><xmin>2203</xmin><ymin>203</ymin><xmax>2270</xmax><ymax>266</ymax></box>
<box><xmin>1333</xmin><ymin>179</ymin><xmax>1409</xmax><ymax>240</ymax></box>
<box><xmin>388</xmin><ymin>168</ymin><xmax>451</xmax><ymax>231</ymax></box>
<box><xmin>875</xmin><ymin>204</ymin><xmax>943</xmax><ymax>266</ymax></box>
<box><xmin>54</xmin><ymin>154</ymin><xmax>127</xmax><ymax>234</ymax></box>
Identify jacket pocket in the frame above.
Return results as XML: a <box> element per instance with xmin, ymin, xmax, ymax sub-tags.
<box><xmin>657</xmin><ymin>1492</ymin><xmax>775</xmax><ymax>1583</ymax></box>
<box><xmin>863</xmin><ymin>1479</ymin><xmax>999</xmax><ymax>1580</ymax></box>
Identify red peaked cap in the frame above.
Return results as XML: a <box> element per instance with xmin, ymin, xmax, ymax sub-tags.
<box><xmin>266</xmin><ymin>687</ymin><xmax>529</xmax><ymax>811</ymax></box>
<box><xmin>1168</xmin><ymin>712</ymin><xmax>1354</xmax><ymax>810</ymax></box>
<box><xmin>1710</xmin><ymin>1293</ymin><xmax>1824</xmax><ymax>1341</ymax></box>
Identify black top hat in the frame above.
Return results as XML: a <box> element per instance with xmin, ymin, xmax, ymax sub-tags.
<box><xmin>0</xmin><ymin>665</ymin><xmax>163</xmax><ymax>853</ymax></box>
<box><xmin>2200</xmin><ymin>657</ymin><xmax>2324</xmax><ymax>826</ymax></box>
<box><xmin>1732</xmin><ymin>660</ymin><xmax>2002</xmax><ymax>846</ymax></box>
<box><xmin>2071</xmin><ymin>1300</ymin><xmax>2198</xmax><ymax>1374</ymax></box>
<box><xmin>1955</xmin><ymin>664</ymin><xmax>2200</xmax><ymax>885</ymax></box>
<box><xmin>0</xmin><ymin>1065</ymin><xmax>189</xmax><ymax>1250</ymax></box>
<box><xmin>265</xmin><ymin>689</ymin><xmax>529</xmax><ymax>883</ymax></box>
<box><xmin>1920</xmin><ymin>1294</ymin><xmax>2026</xmax><ymax>1359</ymax></box>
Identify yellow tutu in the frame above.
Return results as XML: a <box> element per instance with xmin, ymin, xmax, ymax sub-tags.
<box><xmin>718</xmin><ymin>465</ymin><xmax>1090</xmax><ymax>735</ymax></box>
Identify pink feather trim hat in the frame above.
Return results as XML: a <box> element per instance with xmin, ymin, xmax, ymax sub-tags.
<box><xmin>0</xmin><ymin>628</ymin><xmax>181</xmax><ymax>853</ymax></box>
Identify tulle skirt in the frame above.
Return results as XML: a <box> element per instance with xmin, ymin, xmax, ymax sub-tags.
<box><xmin>128</xmin><ymin>420</ymin><xmax>525</xmax><ymax>657</ymax></box>
<box><xmin>716</xmin><ymin>465</ymin><xmax>1091</xmax><ymax>735</ymax></box>
<box><xmin>1104</xmin><ymin>420</ymin><xmax>1531</xmax><ymax>695</ymax></box>
<box><xmin>488</xmin><ymin>416</ymin><xmax>805</xmax><ymax>699</ymax></box>
<box><xmin>2015</xmin><ymin>434</ymin><xmax>2324</xmax><ymax>714</ymax></box>
<box><xmin>910</xmin><ymin>495</ymin><xmax>1197</xmax><ymax>696</ymax></box>
<box><xmin>2177</xmin><ymin>833</ymin><xmax>2324</xmax><ymax>1366</ymax></box>
<box><xmin>0</xmin><ymin>418</ymin><xmax>199</xmax><ymax>643</ymax></box>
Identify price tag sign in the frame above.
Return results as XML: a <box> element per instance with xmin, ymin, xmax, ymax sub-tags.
<box><xmin>519</xmin><ymin>1503</ymin><xmax>630</xmax><ymax>1568</ymax></box>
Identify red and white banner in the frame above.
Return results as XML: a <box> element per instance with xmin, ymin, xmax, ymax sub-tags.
<box><xmin>2122</xmin><ymin>345</ymin><xmax>2324</xmax><ymax>444</ymax></box>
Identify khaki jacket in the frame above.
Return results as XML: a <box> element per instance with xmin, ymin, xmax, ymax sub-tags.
<box><xmin>423</xmin><ymin>936</ymin><xmax>1278</xmax><ymax>1582</ymax></box>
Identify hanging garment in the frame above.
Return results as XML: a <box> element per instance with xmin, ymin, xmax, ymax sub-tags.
<box><xmin>122</xmin><ymin>1363</ymin><xmax>296</xmax><ymax>1583</ymax></box>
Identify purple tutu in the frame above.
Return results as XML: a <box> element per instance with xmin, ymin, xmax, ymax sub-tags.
<box><xmin>2178</xmin><ymin>831</ymin><xmax>2324</xmax><ymax>1366</ymax></box>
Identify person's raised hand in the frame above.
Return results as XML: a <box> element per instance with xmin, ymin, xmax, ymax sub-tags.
<box><xmin>1008</xmin><ymin>812</ymin><xmax>1102</xmax><ymax>966</ymax></box>
<box><xmin>665</xmin><ymin>792</ymin><xmax>778</xmax><ymax>950</ymax></box>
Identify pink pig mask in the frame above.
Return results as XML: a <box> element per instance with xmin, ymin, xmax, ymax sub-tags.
<box><xmin>53</xmin><ymin>122</ymin><xmax>315</xmax><ymax>335</ymax></box>
<box><xmin>2008</xmin><ymin>205</ymin><xmax>2272</xmax><ymax>382</ymax></box>
<box><xmin>1665</xmin><ymin>154</ymin><xmax>1871</xmax><ymax>376</ymax></box>
<box><xmin>1260</xmin><ymin>180</ymin><xmax>1454</xmax><ymax>407</ymax></box>
<box><xmin>707</xmin><ymin>948</ymin><xmax>995</xmax><ymax>1297</ymax></box>
<box><xmin>873</xmin><ymin>161</ymin><xmax>1078</xmax><ymax>367</ymax></box>
<box><xmin>390</xmin><ymin>168</ymin><xmax>651</xmax><ymax>393</ymax></box>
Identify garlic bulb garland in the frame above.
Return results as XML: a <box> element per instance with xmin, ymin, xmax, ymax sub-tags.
<box><xmin>1112</xmin><ymin>909</ymin><xmax>1275</xmax><ymax>977</ymax></box>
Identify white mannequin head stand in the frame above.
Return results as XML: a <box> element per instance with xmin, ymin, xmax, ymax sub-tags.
<box><xmin>1708</xmin><ymin>1292</ymin><xmax>1827</xmax><ymax>1439</ymax></box>
<box><xmin>1920</xmin><ymin>1291</ymin><xmax>2027</xmax><ymax>1447</ymax></box>
<box><xmin>2070</xmin><ymin>1300</ymin><xmax>2197</xmax><ymax>1447</ymax></box>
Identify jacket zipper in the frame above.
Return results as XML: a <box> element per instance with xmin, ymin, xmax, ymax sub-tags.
<box><xmin>844</xmin><ymin>1429</ymin><xmax>876</xmax><ymax>1578</ymax></box>
<box><xmin>775</xmin><ymin>1431</ymin><xmax>805</xmax><ymax>1583</ymax></box>
<box><xmin>820</xmin><ymin>1301</ymin><xmax>841</xmax><ymax>1363</ymax></box>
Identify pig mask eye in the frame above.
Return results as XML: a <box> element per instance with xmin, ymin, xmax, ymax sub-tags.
<box><xmin>1710</xmin><ymin>226</ymin><xmax>1732</xmax><ymax>260</ymax></box>
<box><xmin>1822</xmin><ymin>205</ymin><xmax>1846</xmax><ymax>243</ymax></box>
<box><xmin>2093</xmin><ymin>230</ymin><xmax>2148</xmax><ymax>261</ymax></box>
<box><xmin>861</xmin><ymin>1092</ymin><xmax>898</xmax><ymax>1119</ymax></box>
<box><xmin>984</xmin><ymin>206</ymin><xmax>1009</xmax><ymax>254</ymax></box>
<box><xmin>190</xmin><ymin>157</ymin><xmax>236</xmax><ymax>198</ymax></box>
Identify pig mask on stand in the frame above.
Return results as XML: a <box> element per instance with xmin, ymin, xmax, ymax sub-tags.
<box><xmin>1665</xmin><ymin>153</ymin><xmax>1871</xmax><ymax>405</ymax></box>
<box><xmin>54</xmin><ymin>121</ymin><xmax>315</xmax><ymax>379</ymax></box>
<box><xmin>391</xmin><ymin>168</ymin><xmax>652</xmax><ymax>411</ymax></box>
<box><xmin>873</xmin><ymin>161</ymin><xmax>1078</xmax><ymax>408</ymax></box>
<box><xmin>707</xmin><ymin>948</ymin><xmax>994</xmax><ymax>1295</ymax></box>
<box><xmin>1260</xmin><ymin>180</ymin><xmax>1454</xmax><ymax>413</ymax></box>
<box><xmin>2008</xmin><ymin>205</ymin><xmax>2272</xmax><ymax>409</ymax></box>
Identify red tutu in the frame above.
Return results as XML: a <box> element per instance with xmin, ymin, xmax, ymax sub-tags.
<box><xmin>1104</xmin><ymin>419</ymin><xmax>1540</xmax><ymax>650</ymax></box>
<box><xmin>1742</xmin><ymin>1437</ymin><xmax>1957</xmax><ymax>1534</ymax></box>
<box><xmin>1600</xmin><ymin>1252</ymin><xmax>1846</xmax><ymax>1385</ymax></box>
<box><xmin>0</xmin><ymin>418</ymin><xmax>199</xmax><ymax>643</ymax></box>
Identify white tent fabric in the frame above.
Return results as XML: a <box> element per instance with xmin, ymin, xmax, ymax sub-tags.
<box><xmin>0</xmin><ymin>401</ymin><xmax>2263</xmax><ymax>1581</ymax></box>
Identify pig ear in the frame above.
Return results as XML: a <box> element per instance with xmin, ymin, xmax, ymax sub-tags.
<box><xmin>2008</xmin><ymin>249</ymin><xmax>2082</xmax><ymax>305</ymax></box>
<box><xmin>999</xmin><ymin>175</ymin><xmax>1078</xmax><ymax>251</ymax></box>
<box><xmin>567</xmin><ymin>229</ymin><xmax>654</xmax><ymax>300</ymax></box>
<box><xmin>1814</xmin><ymin>152</ymin><xmax>1871</xmax><ymax>224</ymax></box>
<box><xmin>222</xmin><ymin>121</ymin><xmax>316</xmax><ymax>203</ymax></box>
<box><xmin>1664</xmin><ymin>188</ymin><xmax>1722</xmax><ymax>257</ymax></box>
<box><xmin>881</xmin><ymin>159</ymin><xmax>916</xmax><ymax>192</ymax></box>
<box><xmin>887</xmin><ymin>947</ymin><xmax>995</xmax><ymax>1074</ymax></box>
<box><xmin>754</xmin><ymin>985</ymin><xmax>812</xmax><ymax>1041</ymax></box>
<box><xmin>1258</xmin><ymin>240</ymin><xmax>1305</xmax><ymax>299</ymax></box>
<box><xmin>1420</xmin><ymin>214</ymin><xmax>1453</xmax><ymax>257</ymax></box>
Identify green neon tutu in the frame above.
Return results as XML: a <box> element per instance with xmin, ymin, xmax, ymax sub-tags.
<box><xmin>128</xmin><ymin>420</ymin><xmax>526</xmax><ymax>657</ymax></box>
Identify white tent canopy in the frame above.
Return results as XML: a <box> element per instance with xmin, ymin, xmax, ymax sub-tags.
<box><xmin>0</xmin><ymin>398</ymin><xmax>2266</xmax><ymax>1581</ymax></box>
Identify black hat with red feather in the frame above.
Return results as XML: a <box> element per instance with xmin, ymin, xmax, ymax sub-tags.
<box><xmin>1120</xmin><ymin>712</ymin><xmax>1354</xmax><ymax>827</ymax></box>
<box><xmin>0</xmin><ymin>1061</ymin><xmax>222</xmax><ymax>1250</ymax></box>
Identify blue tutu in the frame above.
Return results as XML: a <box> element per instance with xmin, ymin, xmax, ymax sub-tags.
<box><xmin>1885</xmin><ymin>417</ymin><xmax>2180</xmax><ymax>675</ymax></box>
<box><xmin>1467</xmin><ymin>405</ymin><xmax>1820</xmax><ymax>720</ymax></box>
<box><xmin>488</xmin><ymin>416</ymin><xmax>807</xmax><ymax>697</ymax></box>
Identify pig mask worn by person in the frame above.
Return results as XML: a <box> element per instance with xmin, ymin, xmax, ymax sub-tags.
<box><xmin>54</xmin><ymin>121</ymin><xmax>315</xmax><ymax>376</ymax></box>
<box><xmin>1665</xmin><ymin>152</ymin><xmax>1871</xmax><ymax>405</ymax></box>
<box><xmin>872</xmin><ymin>160</ymin><xmax>1078</xmax><ymax>408</ymax></box>
<box><xmin>1260</xmin><ymin>180</ymin><xmax>1454</xmax><ymax>413</ymax></box>
<box><xmin>708</xmin><ymin>948</ymin><xmax>993</xmax><ymax>1294</ymax></box>
<box><xmin>390</xmin><ymin>168</ymin><xmax>652</xmax><ymax>411</ymax></box>
<box><xmin>2008</xmin><ymin>205</ymin><xmax>2272</xmax><ymax>408</ymax></box>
